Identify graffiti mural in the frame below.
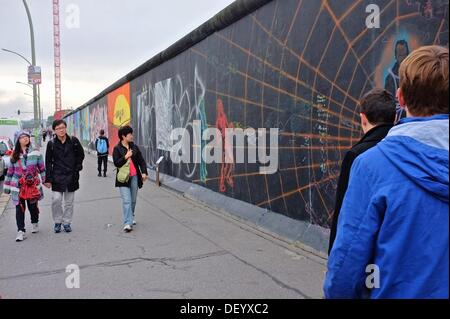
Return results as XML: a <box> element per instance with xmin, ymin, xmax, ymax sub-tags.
<box><xmin>374</xmin><ymin>0</ymin><xmax>449</xmax><ymax>122</ymax></box>
<box><xmin>107</xmin><ymin>83</ymin><xmax>131</xmax><ymax>152</ymax></box>
<box><xmin>80</xmin><ymin>107</ymin><xmax>90</xmax><ymax>145</ymax></box>
<box><xmin>65</xmin><ymin>0</ymin><xmax>448</xmax><ymax>229</ymax></box>
<box><xmin>89</xmin><ymin>98</ymin><xmax>108</xmax><ymax>148</ymax></box>
<box><xmin>154</xmin><ymin>79</ymin><xmax>174</xmax><ymax>152</ymax></box>
<box><xmin>215</xmin><ymin>98</ymin><xmax>235</xmax><ymax>193</ymax></box>
<box><xmin>133</xmin><ymin>81</ymin><xmax>157</xmax><ymax>166</ymax></box>
<box><xmin>66</xmin><ymin>115</ymin><xmax>74</xmax><ymax>136</ymax></box>
<box><xmin>73</xmin><ymin>112</ymin><xmax>80</xmax><ymax>140</ymax></box>
<box><xmin>131</xmin><ymin>62</ymin><xmax>209</xmax><ymax>182</ymax></box>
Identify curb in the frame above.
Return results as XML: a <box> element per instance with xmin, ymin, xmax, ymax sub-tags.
<box><xmin>147</xmin><ymin>169</ymin><xmax>330</xmax><ymax>255</ymax></box>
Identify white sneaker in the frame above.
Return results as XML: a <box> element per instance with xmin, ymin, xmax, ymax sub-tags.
<box><xmin>132</xmin><ymin>220</ymin><xmax>136</xmax><ymax>226</ymax></box>
<box><xmin>31</xmin><ymin>223</ymin><xmax>39</xmax><ymax>233</ymax></box>
<box><xmin>123</xmin><ymin>225</ymin><xmax>132</xmax><ymax>232</ymax></box>
<box><xmin>16</xmin><ymin>231</ymin><xmax>26</xmax><ymax>242</ymax></box>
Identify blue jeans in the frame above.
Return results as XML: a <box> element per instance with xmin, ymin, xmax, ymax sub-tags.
<box><xmin>119</xmin><ymin>176</ymin><xmax>138</xmax><ymax>226</ymax></box>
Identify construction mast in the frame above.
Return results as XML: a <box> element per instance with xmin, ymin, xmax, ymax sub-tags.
<box><xmin>52</xmin><ymin>0</ymin><xmax>62</xmax><ymax>118</ymax></box>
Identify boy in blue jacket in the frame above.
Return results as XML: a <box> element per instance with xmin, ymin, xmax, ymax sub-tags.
<box><xmin>324</xmin><ymin>45</ymin><xmax>449</xmax><ymax>299</ymax></box>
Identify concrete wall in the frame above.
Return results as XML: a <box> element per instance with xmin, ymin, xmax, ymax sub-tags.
<box><xmin>64</xmin><ymin>0</ymin><xmax>449</xmax><ymax>251</ymax></box>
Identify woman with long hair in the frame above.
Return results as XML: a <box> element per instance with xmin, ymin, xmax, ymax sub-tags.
<box><xmin>4</xmin><ymin>131</ymin><xmax>46</xmax><ymax>242</ymax></box>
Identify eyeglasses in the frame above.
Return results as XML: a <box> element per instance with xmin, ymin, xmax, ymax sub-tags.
<box><xmin>55</xmin><ymin>126</ymin><xmax>66</xmax><ymax>131</ymax></box>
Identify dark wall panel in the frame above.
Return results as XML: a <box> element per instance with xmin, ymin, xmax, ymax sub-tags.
<box><xmin>66</xmin><ymin>0</ymin><xmax>449</xmax><ymax>229</ymax></box>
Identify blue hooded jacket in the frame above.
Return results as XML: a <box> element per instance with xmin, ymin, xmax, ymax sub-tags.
<box><xmin>324</xmin><ymin>114</ymin><xmax>449</xmax><ymax>299</ymax></box>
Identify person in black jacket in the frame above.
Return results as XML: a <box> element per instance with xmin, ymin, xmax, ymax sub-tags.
<box><xmin>44</xmin><ymin>119</ymin><xmax>85</xmax><ymax>234</ymax></box>
<box><xmin>328</xmin><ymin>89</ymin><xmax>396</xmax><ymax>254</ymax></box>
<box><xmin>95</xmin><ymin>129</ymin><xmax>109</xmax><ymax>177</ymax></box>
<box><xmin>113</xmin><ymin>125</ymin><xmax>148</xmax><ymax>232</ymax></box>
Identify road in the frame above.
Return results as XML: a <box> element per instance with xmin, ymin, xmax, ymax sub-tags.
<box><xmin>0</xmin><ymin>144</ymin><xmax>326</xmax><ymax>299</ymax></box>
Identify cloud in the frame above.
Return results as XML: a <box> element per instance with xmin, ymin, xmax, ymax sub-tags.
<box><xmin>0</xmin><ymin>95</ymin><xmax>34</xmax><ymax>119</ymax></box>
<box><xmin>1</xmin><ymin>0</ymin><xmax>235</xmax><ymax>113</ymax></box>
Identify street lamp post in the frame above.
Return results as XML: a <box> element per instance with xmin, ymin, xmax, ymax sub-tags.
<box><xmin>3</xmin><ymin>49</ymin><xmax>43</xmax><ymax>132</ymax></box>
<box><xmin>16</xmin><ymin>81</ymin><xmax>32</xmax><ymax>89</ymax></box>
<box><xmin>16</xmin><ymin>82</ymin><xmax>41</xmax><ymax>126</ymax></box>
<box><xmin>2</xmin><ymin>48</ymin><xmax>42</xmax><ymax>130</ymax></box>
<box><xmin>22</xmin><ymin>0</ymin><xmax>41</xmax><ymax>145</ymax></box>
<box><xmin>2</xmin><ymin>47</ymin><xmax>42</xmax><ymax>125</ymax></box>
<box><xmin>1</xmin><ymin>48</ymin><xmax>31</xmax><ymax>65</ymax></box>
<box><xmin>3</xmin><ymin>2</ymin><xmax>43</xmax><ymax>140</ymax></box>
<box><xmin>18</xmin><ymin>81</ymin><xmax>42</xmax><ymax>126</ymax></box>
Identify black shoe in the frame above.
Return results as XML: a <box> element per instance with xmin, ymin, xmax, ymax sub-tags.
<box><xmin>63</xmin><ymin>224</ymin><xmax>72</xmax><ymax>233</ymax></box>
<box><xmin>98</xmin><ymin>173</ymin><xmax>102</xmax><ymax>177</ymax></box>
<box><xmin>103</xmin><ymin>172</ymin><xmax>107</xmax><ymax>177</ymax></box>
<box><xmin>54</xmin><ymin>223</ymin><xmax>62</xmax><ymax>233</ymax></box>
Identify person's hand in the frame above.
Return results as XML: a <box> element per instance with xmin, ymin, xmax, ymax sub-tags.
<box><xmin>142</xmin><ymin>174</ymin><xmax>148</xmax><ymax>182</ymax></box>
<box><xmin>125</xmin><ymin>149</ymin><xmax>133</xmax><ymax>160</ymax></box>
<box><xmin>44</xmin><ymin>182</ymin><xmax>52</xmax><ymax>189</ymax></box>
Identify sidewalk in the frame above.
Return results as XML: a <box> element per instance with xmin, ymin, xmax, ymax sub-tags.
<box><xmin>0</xmin><ymin>150</ymin><xmax>326</xmax><ymax>299</ymax></box>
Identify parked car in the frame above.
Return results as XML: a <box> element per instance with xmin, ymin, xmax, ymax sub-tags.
<box><xmin>0</xmin><ymin>136</ymin><xmax>14</xmax><ymax>182</ymax></box>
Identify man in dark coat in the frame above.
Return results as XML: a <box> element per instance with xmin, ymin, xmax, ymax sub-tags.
<box><xmin>328</xmin><ymin>89</ymin><xmax>396</xmax><ymax>254</ymax></box>
<box><xmin>44</xmin><ymin>119</ymin><xmax>85</xmax><ymax>233</ymax></box>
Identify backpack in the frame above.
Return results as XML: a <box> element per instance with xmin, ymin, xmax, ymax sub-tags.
<box><xmin>17</xmin><ymin>159</ymin><xmax>41</xmax><ymax>201</ymax></box>
<box><xmin>97</xmin><ymin>138</ymin><xmax>107</xmax><ymax>154</ymax></box>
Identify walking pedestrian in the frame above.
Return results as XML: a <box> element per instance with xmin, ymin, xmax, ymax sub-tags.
<box><xmin>95</xmin><ymin>129</ymin><xmax>109</xmax><ymax>177</ymax></box>
<box><xmin>44</xmin><ymin>120</ymin><xmax>85</xmax><ymax>233</ymax></box>
<box><xmin>328</xmin><ymin>89</ymin><xmax>396</xmax><ymax>254</ymax></box>
<box><xmin>113</xmin><ymin>125</ymin><xmax>148</xmax><ymax>232</ymax></box>
<box><xmin>324</xmin><ymin>45</ymin><xmax>449</xmax><ymax>298</ymax></box>
<box><xmin>4</xmin><ymin>130</ymin><xmax>46</xmax><ymax>242</ymax></box>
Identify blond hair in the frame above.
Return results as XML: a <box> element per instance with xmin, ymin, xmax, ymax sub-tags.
<box><xmin>399</xmin><ymin>45</ymin><xmax>448</xmax><ymax>116</ymax></box>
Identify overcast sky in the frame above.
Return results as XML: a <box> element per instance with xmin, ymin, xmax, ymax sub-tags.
<box><xmin>0</xmin><ymin>0</ymin><xmax>235</xmax><ymax>120</ymax></box>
